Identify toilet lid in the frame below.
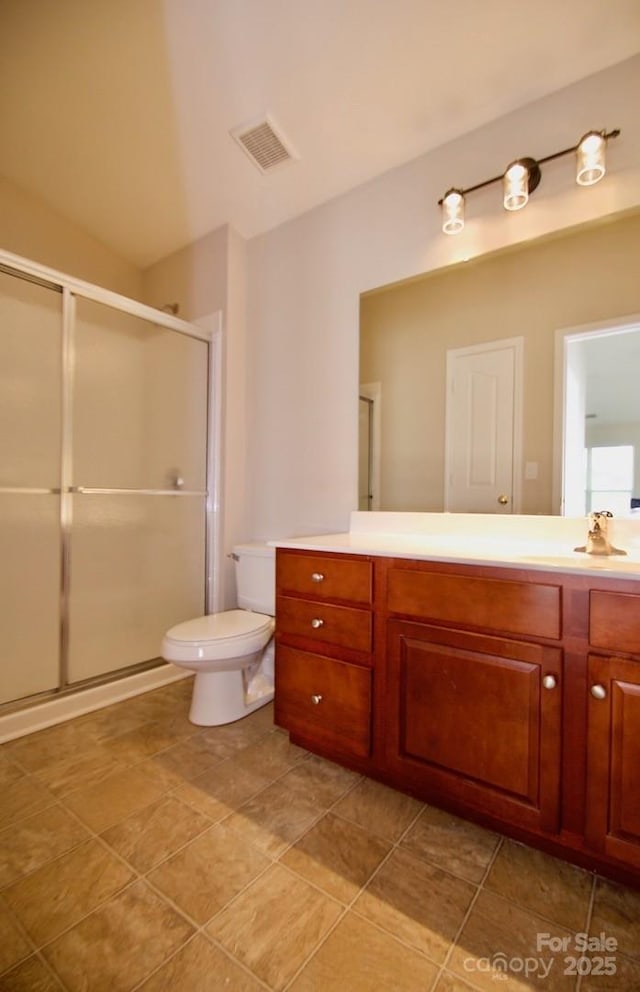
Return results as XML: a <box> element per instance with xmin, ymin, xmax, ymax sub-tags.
<box><xmin>164</xmin><ymin>609</ymin><xmax>273</xmax><ymax>646</ymax></box>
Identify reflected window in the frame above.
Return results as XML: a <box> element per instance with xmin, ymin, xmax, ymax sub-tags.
<box><xmin>585</xmin><ymin>445</ymin><xmax>634</xmax><ymax>515</ymax></box>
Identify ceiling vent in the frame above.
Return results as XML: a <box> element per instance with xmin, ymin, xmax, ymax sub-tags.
<box><xmin>230</xmin><ymin>116</ymin><xmax>298</xmax><ymax>174</ymax></box>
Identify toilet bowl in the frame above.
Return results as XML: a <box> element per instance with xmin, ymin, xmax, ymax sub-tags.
<box><xmin>161</xmin><ymin>544</ymin><xmax>276</xmax><ymax>726</ymax></box>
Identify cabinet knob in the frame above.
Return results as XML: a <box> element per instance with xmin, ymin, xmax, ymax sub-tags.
<box><xmin>311</xmin><ymin>618</ymin><xmax>324</xmax><ymax>629</ymax></box>
<box><xmin>310</xmin><ymin>694</ymin><xmax>323</xmax><ymax>705</ymax></box>
<box><xmin>590</xmin><ymin>683</ymin><xmax>607</xmax><ymax>700</ymax></box>
<box><xmin>311</xmin><ymin>572</ymin><xmax>325</xmax><ymax>583</ymax></box>
<box><xmin>497</xmin><ymin>494</ymin><xmax>509</xmax><ymax>505</ymax></box>
<box><xmin>542</xmin><ymin>674</ymin><xmax>557</xmax><ymax>690</ymax></box>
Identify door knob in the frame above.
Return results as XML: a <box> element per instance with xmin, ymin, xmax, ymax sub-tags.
<box><xmin>497</xmin><ymin>494</ymin><xmax>509</xmax><ymax>505</ymax></box>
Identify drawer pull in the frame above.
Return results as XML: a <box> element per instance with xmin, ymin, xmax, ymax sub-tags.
<box><xmin>591</xmin><ymin>683</ymin><xmax>607</xmax><ymax>700</ymax></box>
<box><xmin>542</xmin><ymin>674</ymin><xmax>557</xmax><ymax>690</ymax></box>
<box><xmin>311</xmin><ymin>618</ymin><xmax>324</xmax><ymax>629</ymax></box>
<box><xmin>310</xmin><ymin>694</ymin><xmax>323</xmax><ymax>705</ymax></box>
<box><xmin>311</xmin><ymin>572</ymin><xmax>325</xmax><ymax>583</ymax></box>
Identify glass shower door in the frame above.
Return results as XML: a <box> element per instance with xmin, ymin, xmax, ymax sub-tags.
<box><xmin>0</xmin><ymin>271</ymin><xmax>62</xmax><ymax>704</ymax></box>
<box><xmin>67</xmin><ymin>297</ymin><xmax>209</xmax><ymax>684</ymax></box>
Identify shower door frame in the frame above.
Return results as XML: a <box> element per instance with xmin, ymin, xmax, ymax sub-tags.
<box><xmin>0</xmin><ymin>248</ymin><xmax>221</xmax><ymax>702</ymax></box>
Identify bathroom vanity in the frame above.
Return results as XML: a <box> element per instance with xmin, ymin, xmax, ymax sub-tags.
<box><xmin>273</xmin><ymin>513</ymin><xmax>640</xmax><ymax>888</ymax></box>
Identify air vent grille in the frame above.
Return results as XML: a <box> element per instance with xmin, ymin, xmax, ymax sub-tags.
<box><xmin>231</xmin><ymin>117</ymin><xmax>297</xmax><ymax>174</ymax></box>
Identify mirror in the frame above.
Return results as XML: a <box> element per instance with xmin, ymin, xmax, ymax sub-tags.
<box><xmin>359</xmin><ymin>209</ymin><xmax>640</xmax><ymax>515</ymax></box>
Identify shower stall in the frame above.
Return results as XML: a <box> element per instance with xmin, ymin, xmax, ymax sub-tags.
<box><xmin>0</xmin><ymin>251</ymin><xmax>218</xmax><ymax>714</ymax></box>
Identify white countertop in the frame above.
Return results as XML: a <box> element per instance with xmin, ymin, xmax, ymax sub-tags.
<box><xmin>270</xmin><ymin>512</ymin><xmax>640</xmax><ymax>579</ymax></box>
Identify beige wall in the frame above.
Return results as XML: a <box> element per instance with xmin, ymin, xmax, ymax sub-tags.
<box><xmin>141</xmin><ymin>226</ymin><xmax>230</xmax><ymax>322</ymax></box>
<box><xmin>360</xmin><ymin>212</ymin><xmax>640</xmax><ymax>514</ymax></box>
<box><xmin>0</xmin><ymin>178</ymin><xmax>142</xmax><ymax>299</ymax></box>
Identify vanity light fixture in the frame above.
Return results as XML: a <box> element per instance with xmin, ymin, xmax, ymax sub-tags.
<box><xmin>438</xmin><ymin>128</ymin><xmax>620</xmax><ymax>234</ymax></box>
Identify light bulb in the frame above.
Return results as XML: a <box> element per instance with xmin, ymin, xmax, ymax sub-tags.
<box><xmin>576</xmin><ymin>131</ymin><xmax>606</xmax><ymax>186</ymax></box>
<box><xmin>503</xmin><ymin>161</ymin><xmax>529</xmax><ymax>211</ymax></box>
<box><xmin>442</xmin><ymin>188</ymin><xmax>464</xmax><ymax>234</ymax></box>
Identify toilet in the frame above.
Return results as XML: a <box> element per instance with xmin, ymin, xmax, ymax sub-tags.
<box><xmin>161</xmin><ymin>543</ymin><xmax>275</xmax><ymax>726</ymax></box>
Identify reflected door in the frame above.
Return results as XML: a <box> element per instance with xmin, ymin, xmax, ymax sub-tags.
<box><xmin>358</xmin><ymin>396</ymin><xmax>373</xmax><ymax>510</ymax></box>
<box><xmin>0</xmin><ymin>272</ymin><xmax>62</xmax><ymax>703</ymax></box>
<box><xmin>445</xmin><ymin>338</ymin><xmax>522</xmax><ymax>513</ymax></box>
<box><xmin>67</xmin><ymin>297</ymin><xmax>209</xmax><ymax>683</ymax></box>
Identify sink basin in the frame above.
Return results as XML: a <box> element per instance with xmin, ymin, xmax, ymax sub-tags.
<box><xmin>385</xmin><ymin>535</ymin><xmax>640</xmax><ymax>573</ymax></box>
<box><xmin>515</xmin><ymin>552</ymin><xmax>640</xmax><ymax>572</ymax></box>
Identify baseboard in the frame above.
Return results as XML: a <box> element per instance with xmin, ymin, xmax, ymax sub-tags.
<box><xmin>0</xmin><ymin>665</ymin><xmax>190</xmax><ymax>743</ymax></box>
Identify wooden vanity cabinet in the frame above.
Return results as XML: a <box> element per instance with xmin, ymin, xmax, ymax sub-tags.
<box><xmin>274</xmin><ymin>550</ymin><xmax>375</xmax><ymax>762</ymax></box>
<box><xmin>585</xmin><ymin>591</ymin><xmax>640</xmax><ymax>870</ymax></box>
<box><xmin>274</xmin><ymin>547</ymin><xmax>640</xmax><ymax>886</ymax></box>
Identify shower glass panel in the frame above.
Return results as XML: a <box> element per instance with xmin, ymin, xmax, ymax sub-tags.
<box><xmin>0</xmin><ymin>496</ymin><xmax>62</xmax><ymax>703</ymax></box>
<box><xmin>0</xmin><ymin>272</ymin><xmax>62</xmax><ymax>703</ymax></box>
<box><xmin>67</xmin><ymin>297</ymin><xmax>208</xmax><ymax>684</ymax></box>
<box><xmin>72</xmin><ymin>298</ymin><xmax>208</xmax><ymax>490</ymax></box>
<box><xmin>69</xmin><ymin>494</ymin><xmax>205</xmax><ymax>682</ymax></box>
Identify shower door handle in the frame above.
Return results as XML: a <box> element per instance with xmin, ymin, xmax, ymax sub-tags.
<box><xmin>68</xmin><ymin>486</ymin><xmax>207</xmax><ymax>496</ymax></box>
<box><xmin>0</xmin><ymin>487</ymin><xmax>61</xmax><ymax>494</ymax></box>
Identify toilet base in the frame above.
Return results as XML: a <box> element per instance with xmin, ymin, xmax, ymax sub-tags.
<box><xmin>188</xmin><ymin>668</ymin><xmax>274</xmax><ymax>726</ymax></box>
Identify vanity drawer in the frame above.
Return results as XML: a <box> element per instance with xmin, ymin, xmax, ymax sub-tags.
<box><xmin>277</xmin><ymin>551</ymin><xmax>373</xmax><ymax>605</ymax></box>
<box><xmin>387</xmin><ymin>567</ymin><xmax>561</xmax><ymax>640</ymax></box>
<box><xmin>274</xmin><ymin>645</ymin><xmax>371</xmax><ymax>758</ymax></box>
<box><xmin>277</xmin><ymin>596</ymin><xmax>372</xmax><ymax>653</ymax></box>
<box><xmin>590</xmin><ymin>590</ymin><xmax>640</xmax><ymax>654</ymax></box>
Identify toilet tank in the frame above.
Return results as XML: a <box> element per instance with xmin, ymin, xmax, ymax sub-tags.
<box><xmin>234</xmin><ymin>543</ymin><xmax>275</xmax><ymax>615</ymax></box>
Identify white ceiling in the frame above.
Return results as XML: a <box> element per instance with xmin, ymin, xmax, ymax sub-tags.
<box><xmin>2</xmin><ymin>0</ymin><xmax>639</xmax><ymax>269</ymax></box>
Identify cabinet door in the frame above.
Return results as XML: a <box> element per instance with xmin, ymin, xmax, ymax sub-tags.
<box><xmin>386</xmin><ymin>621</ymin><xmax>562</xmax><ymax>833</ymax></box>
<box><xmin>585</xmin><ymin>654</ymin><xmax>640</xmax><ymax>869</ymax></box>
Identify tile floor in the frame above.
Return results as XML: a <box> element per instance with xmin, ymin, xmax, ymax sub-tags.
<box><xmin>1</xmin><ymin>676</ymin><xmax>639</xmax><ymax>991</ymax></box>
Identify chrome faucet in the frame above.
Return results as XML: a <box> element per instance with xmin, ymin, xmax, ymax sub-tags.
<box><xmin>574</xmin><ymin>510</ymin><xmax>627</xmax><ymax>556</ymax></box>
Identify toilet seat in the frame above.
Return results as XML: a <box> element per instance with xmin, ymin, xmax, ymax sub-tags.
<box><xmin>162</xmin><ymin>609</ymin><xmax>274</xmax><ymax>664</ymax></box>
